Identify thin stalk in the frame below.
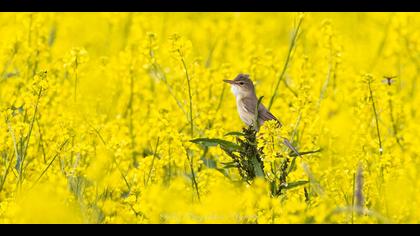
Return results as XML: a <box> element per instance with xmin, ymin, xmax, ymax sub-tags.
<box><xmin>186</xmin><ymin>148</ymin><xmax>200</xmax><ymax>201</ymax></box>
<box><xmin>7</xmin><ymin>120</ymin><xmax>20</xmax><ymax>175</ymax></box>
<box><xmin>121</xmin><ymin>13</ymin><xmax>133</xmax><ymax>50</ymax></box>
<box><xmin>215</xmin><ymin>83</ymin><xmax>226</xmax><ymax>112</ymax></box>
<box><xmin>355</xmin><ymin>165</ymin><xmax>364</xmax><ymax>209</ymax></box>
<box><xmin>318</xmin><ymin>40</ymin><xmax>336</xmax><ymax>106</ymax></box>
<box><xmin>290</xmin><ymin>111</ymin><xmax>302</xmax><ymax>145</ymax></box>
<box><xmin>74</xmin><ymin>56</ymin><xmax>78</xmax><ymax>103</ymax></box>
<box><xmin>268</xmin><ymin>15</ymin><xmax>303</xmax><ymax>110</ymax></box>
<box><xmin>31</xmin><ymin>138</ymin><xmax>70</xmax><ymax>189</ymax></box>
<box><xmin>179</xmin><ymin>52</ymin><xmax>194</xmax><ymax>137</ymax></box>
<box><xmin>205</xmin><ymin>37</ymin><xmax>218</xmax><ymax>68</ymax></box>
<box><xmin>148</xmin><ymin>39</ymin><xmax>204</xmax><ymax>137</ymax></box>
<box><xmin>370</xmin><ymin>13</ymin><xmax>394</xmax><ymax>71</ymax></box>
<box><xmin>150</xmin><ymin>62</ymin><xmax>187</xmax><ymax>116</ymax></box>
<box><xmin>145</xmin><ymin>137</ymin><xmax>160</xmax><ymax>187</ymax></box>
<box><xmin>367</xmin><ymin>80</ymin><xmax>383</xmax><ymax>156</ymax></box>
<box><xmin>351</xmin><ymin>172</ymin><xmax>356</xmax><ymax>224</ymax></box>
<box><xmin>125</xmin><ymin>68</ymin><xmax>137</xmax><ymax>165</ymax></box>
<box><xmin>388</xmin><ymin>95</ymin><xmax>404</xmax><ymax>150</ymax></box>
<box><xmin>89</xmin><ymin>123</ymin><xmax>131</xmax><ymax>191</ymax></box>
<box><xmin>147</xmin><ymin>35</ymin><xmax>187</xmax><ymax>117</ymax></box>
<box><xmin>302</xmin><ymin>162</ymin><xmax>324</xmax><ymax>197</ymax></box>
<box><xmin>0</xmin><ymin>151</ymin><xmax>13</xmax><ymax>193</ymax></box>
<box><xmin>36</xmin><ymin>117</ymin><xmax>47</xmax><ymax>163</ymax></box>
<box><xmin>27</xmin><ymin>14</ymin><xmax>33</xmax><ymax>46</ymax></box>
<box><xmin>1</xmin><ymin>42</ymin><xmax>19</xmax><ymax>80</ymax></box>
<box><xmin>21</xmin><ymin>87</ymin><xmax>43</xmax><ymax>176</ymax></box>
<box><xmin>283</xmin><ymin>77</ymin><xmax>298</xmax><ymax>97</ymax></box>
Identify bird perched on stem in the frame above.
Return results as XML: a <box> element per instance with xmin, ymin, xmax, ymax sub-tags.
<box><xmin>224</xmin><ymin>73</ymin><xmax>300</xmax><ymax>156</ymax></box>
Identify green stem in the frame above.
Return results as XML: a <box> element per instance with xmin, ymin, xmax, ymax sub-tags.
<box><xmin>125</xmin><ymin>68</ymin><xmax>137</xmax><ymax>165</ymax></box>
<box><xmin>147</xmin><ymin>38</ymin><xmax>187</xmax><ymax>117</ymax></box>
<box><xmin>145</xmin><ymin>137</ymin><xmax>160</xmax><ymax>187</ymax></box>
<box><xmin>74</xmin><ymin>56</ymin><xmax>78</xmax><ymax>103</ymax></box>
<box><xmin>31</xmin><ymin>138</ymin><xmax>70</xmax><ymax>189</ymax></box>
<box><xmin>22</xmin><ymin>87</ymin><xmax>43</xmax><ymax>172</ymax></box>
<box><xmin>89</xmin><ymin>122</ymin><xmax>131</xmax><ymax>192</ymax></box>
<box><xmin>179</xmin><ymin>51</ymin><xmax>194</xmax><ymax>137</ymax></box>
<box><xmin>351</xmin><ymin>172</ymin><xmax>356</xmax><ymax>224</ymax></box>
<box><xmin>388</xmin><ymin>95</ymin><xmax>404</xmax><ymax>150</ymax></box>
<box><xmin>268</xmin><ymin>16</ymin><xmax>303</xmax><ymax>110</ymax></box>
<box><xmin>186</xmin><ymin>148</ymin><xmax>200</xmax><ymax>201</ymax></box>
<box><xmin>368</xmin><ymin>81</ymin><xmax>383</xmax><ymax>156</ymax></box>
<box><xmin>0</xmin><ymin>151</ymin><xmax>13</xmax><ymax>193</ymax></box>
<box><xmin>7</xmin><ymin>121</ymin><xmax>20</xmax><ymax>175</ymax></box>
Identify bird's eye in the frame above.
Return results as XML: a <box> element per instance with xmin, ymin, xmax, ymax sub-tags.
<box><xmin>239</xmin><ymin>82</ymin><xmax>244</xmax><ymax>85</ymax></box>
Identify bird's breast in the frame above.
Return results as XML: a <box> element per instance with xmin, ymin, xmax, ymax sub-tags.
<box><xmin>236</xmin><ymin>98</ymin><xmax>254</xmax><ymax>126</ymax></box>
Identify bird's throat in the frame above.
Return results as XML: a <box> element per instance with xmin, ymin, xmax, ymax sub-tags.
<box><xmin>230</xmin><ymin>85</ymin><xmax>240</xmax><ymax>97</ymax></box>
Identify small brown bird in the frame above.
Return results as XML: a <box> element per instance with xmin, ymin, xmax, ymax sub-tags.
<box><xmin>224</xmin><ymin>73</ymin><xmax>300</xmax><ymax>155</ymax></box>
<box><xmin>224</xmin><ymin>74</ymin><xmax>279</xmax><ymax>128</ymax></box>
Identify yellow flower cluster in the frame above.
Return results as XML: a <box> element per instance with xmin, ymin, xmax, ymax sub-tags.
<box><xmin>0</xmin><ymin>12</ymin><xmax>419</xmax><ymax>223</ymax></box>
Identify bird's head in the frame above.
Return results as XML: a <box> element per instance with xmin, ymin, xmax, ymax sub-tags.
<box><xmin>224</xmin><ymin>74</ymin><xmax>255</xmax><ymax>98</ymax></box>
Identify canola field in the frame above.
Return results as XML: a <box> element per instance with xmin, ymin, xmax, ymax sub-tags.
<box><xmin>0</xmin><ymin>13</ymin><xmax>419</xmax><ymax>223</ymax></box>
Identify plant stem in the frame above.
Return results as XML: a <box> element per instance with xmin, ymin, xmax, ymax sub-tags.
<box><xmin>387</xmin><ymin>87</ymin><xmax>404</xmax><ymax>150</ymax></box>
<box><xmin>186</xmin><ymin>148</ymin><xmax>200</xmax><ymax>201</ymax></box>
<box><xmin>151</xmin><ymin>63</ymin><xmax>187</xmax><ymax>116</ymax></box>
<box><xmin>145</xmin><ymin>137</ymin><xmax>160</xmax><ymax>187</ymax></box>
<box><xmin>7</xmin><ymin>121</ymin><xmax>20</xmax><ymax>176</ymax></box>
<box><xmin>351</xmin><ymin>172</ymin><xmax>355</xmax><ymax>224</ymax></box>
<box><xmin>370</xmin><ymin>13</ymin><xmax>394</xmax><ymax>71</ymax></box>
<box><xmin>31</xmin><ymin>138</ymin><xmax>69</xmax><ymax>189</ymax></box>
<box><xmin>268</xmin><ymin>15</ymin><xmax>303</xmax><ymax>110</ymax></box>
<box><xmin>0</xmin><ymin>151</ymin><xmax>13</xmax><ymax>193</ymax></box>
<box><xmin>179</xmin><ymin>52</ymin><xmax>194</xmax><ymax>137</ymax></box>
<box><xmin>88</xmin><ymin>122</ymin><xmax>132</xmax><ymax>191</ymax></box>
<box><xmin>21</xmin><ymin>87</ymin><xmax>43</xmax><ymax>174</ymax></box>
<box><xmin>36</xmin><ymin>117</ymin><xmax>47</xmax><ymax>163</ymax></box>
<box><xmin>367</xmin><ymin>80</ymin><xmax>383</xmax><ymax>156</ymax></box>
<box><xmin>74</xmin><ymin>56</ymin><xmax>78</xmax><ymax>103</ymax></box>
<box><xmin>125</xmin><ymin>68</ymin><xmax>137</xmax><ymax>165</ymax></box>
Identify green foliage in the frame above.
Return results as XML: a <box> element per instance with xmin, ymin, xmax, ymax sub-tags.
<box><xmin>191</xmin><ymin>126</ymin><xmax>317</xmax><ymax>196</ymax></box>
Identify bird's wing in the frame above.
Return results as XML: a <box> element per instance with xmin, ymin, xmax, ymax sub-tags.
<box><xmin>241</xmin><ymin>97</ymin><xmax>258</xmax><ymax>114</ymax></box>
<box><xmin>241</xmin><ymin>97</ymin><xmax>283</xmax><ymax>127</ymax></box>
<box><xmin>258</xmin><ymin>103</ymin><xmax>277</xmax><ymax>122</ymax></box>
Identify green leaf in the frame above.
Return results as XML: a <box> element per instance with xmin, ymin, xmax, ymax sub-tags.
<box><xmin>284</xmin><ymin>180</ymin><xmax>309</xmax><ymax>190</ymax></box>
<box><xmin>224</xmin><ymin>132</ymin><xmax>245</xmax><ymax>137</ymax></box>
<box><xmin>220</xmin><ymin>161</ymin><xmax>236</xmax><ymax>165</ymax></box>
<box><xmin>190</xmin><ymin>138</ymin><xmax>242</xmax><ymax>152</ymax></box>
<box><xmin>220</xmin><ymin>147</ymin><xmax>241</xmax><ymax>160</ymax></box>
<box><xmin>250</xmin><ymin>155</ymin><xmax>264</xmax><ymax>177</ymax></box>
<box><xmin>287</xmin><ymin>156</ymin><xmax>298</xmax><ymax>174</ymax></box>
<box><xmin>222</xmin><ymin>163</ymin><xmax>238</xmax><ymax>169</ymax></box>
<box><xmin>201</xmin><ymin>156</ymin><xmax>217</xmax><ymax>169</ymax></box>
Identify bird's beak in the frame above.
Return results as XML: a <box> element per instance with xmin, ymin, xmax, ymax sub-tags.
<box><xmin>223</xmin><ymin>80</ymin><xmax>236</xmax><ymax>84</ymax></box>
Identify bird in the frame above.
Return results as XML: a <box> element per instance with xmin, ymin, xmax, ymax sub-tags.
<box><xmin>223</xmin><ymin>73</ymin><xmax>279</xmax><ymax>128</ymax></box>
<box><xmin>224</xmin><ymin>73</ymin><xmax>300</xmax><ymax>155</ymax></box>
